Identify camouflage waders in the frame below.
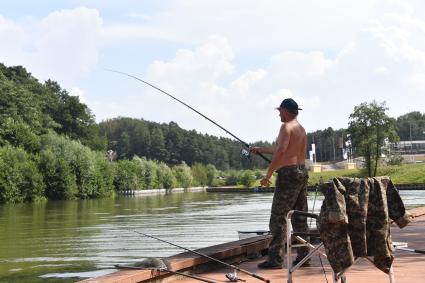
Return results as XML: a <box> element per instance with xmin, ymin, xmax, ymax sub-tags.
<box><xmin>267</xmin><ymin>165</ymin><xmax>309</xmax><ymax>266</ymax></box>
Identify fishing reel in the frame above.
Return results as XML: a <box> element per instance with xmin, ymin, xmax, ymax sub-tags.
<box><xmin>241</xmin><ymin>148</ymin><xmax>251</xmax><ymax>160</ymax></box>
<box><xmin>225</xmin><ymin>270</ymin><xmax>246</xmax><ymax>282</ymax></box>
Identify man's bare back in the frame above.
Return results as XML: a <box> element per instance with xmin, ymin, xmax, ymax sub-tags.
<box><xmin>276</xmin><ymin>119</ymin><xmax>307</xmax><ymax>167</ymax></box>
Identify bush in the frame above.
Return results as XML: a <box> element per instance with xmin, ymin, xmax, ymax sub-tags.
<box><xmin>143</xmin><ymin>159</ymin><xmax>160</xmax><ymax>189</ymax></box>
<box><xmin>239</xmin><ymin>170</ymin><xmax>256</xmax><ymax>187</ymax></box>
<box><xmin>191</xmin><ymin>163</ymin><xmax>208</xmax><ymax>186</ymax></box>
<box><xmin>0</xmin><ymin>146</ymin><xmax>45</xmax><ymax>203</ymax></box>
<box><xmin>40</xmin><ymin>132</ymin><xmax>114</xmax><ymax>198</ymax></box>
<box><xmin>92</xmin><ymin>153</ymin><xmax>115</xmax><ymax>197</ymax></box>
<box><xmin>113</xmin><ymin>160</ymin><xmax>139</xmax><ymax>191</ymax></box>
<box><xmin>39</xmin><ymin>149</ymin><xmax>77</xmax><ymax>199</ymax></box>
<box><xmin>157</xmin><ymin>162</ymin><xmax>176</xmax><ymax>189</ymax></box>
<box><xmin>173</xmin><ymin>162</ymin><xmax>193</xmax><ymax>188</ymax></box>
<box><xmin>206</xmin><ymin>164</ymin><xmax>218</xmax><ymax>186</ymax></box>
<box><xmin>132</xmin><ymin>156</ymin><xmax>147</xmax><ymax>189</ymax></box>
<box><xmin>225</xmin><ymin>170</ymin><xmax>240</xmax><ymax>186</ymax></box>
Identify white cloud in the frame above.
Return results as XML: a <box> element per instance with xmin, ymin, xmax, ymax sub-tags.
<box><xmin>269</xmin><ymin>51</ymin><xmax>333</xmax><ymax>85</ymax></box>
<box><xmin>0</xmin><ymin>7</ymin><xmax>102</xmax><ymax>89</ymax></box>
<box><xmin>2</xmin><ymin>1</ymin><xmax>425</xmax><ymax>142</ymax></box>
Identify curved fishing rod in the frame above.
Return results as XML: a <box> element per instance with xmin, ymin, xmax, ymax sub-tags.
<box><xmin>105</xmin><ymin>68</ymin><xmax>271</xmax><ymax>163</ymax></box>
<box><xmin>128</xmin><ymin>229</ymin><xmax>270</xmax><ymax>283</ymax></box>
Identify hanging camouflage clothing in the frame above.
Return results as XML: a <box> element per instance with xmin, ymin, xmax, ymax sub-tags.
<box><xmin>319</xmin><ymin>176</ymin><xmax>412</xmax><ymax>274</ymax></box>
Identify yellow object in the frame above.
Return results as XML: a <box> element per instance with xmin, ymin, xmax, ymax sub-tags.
<box><xmin>344</xmin><ymin>162</ymin><xmax>356</xmax><ymax>170</ymax></box>
<box><xmin>311</xmin><ymin>164</ymin><xmax>322</xmax><ymax>172</ymax></box>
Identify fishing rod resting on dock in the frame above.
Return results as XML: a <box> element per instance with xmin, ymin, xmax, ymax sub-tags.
<box><xmin>127</xmin><ymin>229</ymin><xmax>271</xmax><ymax>283</ymax></box>
<box><xmin>105</xmin><ymin>68</ymin><xmax>271</xmax><ymax>163</ymax></box>
<box><xmin>115</xmin><ymin>264</ymin><xmax>219</xmax><ymax>283</ymax></box>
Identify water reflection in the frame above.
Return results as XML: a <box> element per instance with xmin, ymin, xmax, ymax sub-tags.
<box><xmin>0</xmin><ymin>190</ymin><xmax>423</xmax><ymax>282</ymax></box>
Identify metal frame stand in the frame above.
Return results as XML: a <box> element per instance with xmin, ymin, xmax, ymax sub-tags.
<box><xmin>286</xmin><ymin>210</ymin><xmax>325</xmax><ymax>283</ymax></box>
<box><xmin>286</xmin><ymin>210</ymin><xmax>395</xmax><ymax>283</ymax></box>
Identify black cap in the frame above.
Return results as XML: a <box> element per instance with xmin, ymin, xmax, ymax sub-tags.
<box><xmin>276</xmin><ymin>98</ymin><xmax>302</xmax><ymax>111</ymax></box>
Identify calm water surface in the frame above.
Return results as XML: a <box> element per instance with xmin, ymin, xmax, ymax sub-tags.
<box><xmin>0</xmin><ymin>190</ymin><xmax>424</xmax><ymax>282</ymax></box>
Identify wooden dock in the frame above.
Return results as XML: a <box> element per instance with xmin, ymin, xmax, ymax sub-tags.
<box><xmin>79</xmin><ymin>206</ymin><xmax>425</xmax><ymax>283</ymax></box>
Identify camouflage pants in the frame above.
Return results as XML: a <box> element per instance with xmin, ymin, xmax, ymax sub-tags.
<box><xmin>267</xmin><ymin>165</ymin><xmax>309</xmax><ymax>265</ymax></box>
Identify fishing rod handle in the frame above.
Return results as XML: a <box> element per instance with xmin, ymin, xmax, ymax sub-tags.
<box><xmin>251</xmin><ymin>273</ymin><xmax>270</xmax><ymax>283</ymax></box>
<box><xmin>235</xmin><ymin>267</ymin><xmax>270</xmax><ymax>283</ymax></box>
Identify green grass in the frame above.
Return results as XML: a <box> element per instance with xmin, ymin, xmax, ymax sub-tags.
<box><xmin>308</xmin><ymin>163</ymin><xmax>425</xmax><ymax>185</ymax></box>
<box><xmin>248</xmin><ymin>163</ymin><xmax>425</xmax><ymax>186</ymax></box>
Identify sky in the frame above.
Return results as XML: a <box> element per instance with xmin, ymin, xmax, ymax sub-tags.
<box><xmin>1</xmin><ymin>0</ymin><xmax>425</xmax><ymax>143</ymax></box>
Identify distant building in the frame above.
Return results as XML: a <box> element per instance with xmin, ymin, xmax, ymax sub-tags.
<box><xmin>390</xmin><ymin>140</ymin><xmax>425</xmax><ymax>155</ymax></box>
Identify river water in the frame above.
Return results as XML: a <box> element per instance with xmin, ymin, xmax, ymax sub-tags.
<box><xmin>0</xmin><ymin>190</ymin><xmax>424</xmax><ymax>282</ymax></box>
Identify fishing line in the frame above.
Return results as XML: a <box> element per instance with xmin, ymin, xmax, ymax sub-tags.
<box><xmin>104</xmin><ymin>68</ymin><xmax>271</xmax><ymax>163</ymax></box>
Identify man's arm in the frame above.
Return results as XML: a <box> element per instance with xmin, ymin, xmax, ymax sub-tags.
<box><xmin>249</xmin><ymin>145</ymin><xmax>276</xmax><ymax>155</ymax></box>
<box><xmin>260</xmin><ymin>124</ymin><xmax>290</xmax><ymax>186</ymax></box>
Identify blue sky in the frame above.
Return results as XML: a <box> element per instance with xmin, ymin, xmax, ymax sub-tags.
<box><xmin>1</xmin><ymin>0</ymin><xmax>425</xmax><ymax>142</ymax></box>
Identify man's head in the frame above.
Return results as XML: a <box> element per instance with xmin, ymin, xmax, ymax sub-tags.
<box><xmin>276</xmin><ymin>98</ymin><xmax>302</xmax><ymax>122</ymax></box>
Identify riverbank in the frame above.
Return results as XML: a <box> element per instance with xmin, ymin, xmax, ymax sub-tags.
<box><xmin>118</xmin><ymin>186</ymin><xmax>205</xmax><ymax>196</ymax></box>
<box><xmin>206</xmin><ymin>182</ymin><xmax>425</xmax><ymax>193</ymax></box>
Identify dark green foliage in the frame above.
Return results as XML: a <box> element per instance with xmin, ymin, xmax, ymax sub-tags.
<box><xmin>206</xmin><ymin>164</ymin><xmax>218</xmax><ymax>186</ymax></box>
<box><xmin>191</xmin><ymin>163</ymin><xmax>208</xmax><ymax>186</ymax></box>
<box><xmin>396</xmin><ymin>111</ymin><xmax>425</xmax><ymax>141</ymax></box>
<box><xmin>0</xmin><ymin>117</ymin><xmax>41</xmax><ymax>152</ymax></box>
<box><xmin>307</xmin><ymin>127</ymin><xmax>347</xmax><ymax>162</ymax></box>
<box><xmin>239</xmin><ymin>170</ymin><xmax>256</xmax><ymax>187</ymax></box>
<box><xmin>224</xmin><ymin>170</ymin><xmax>240</xmax><ymax>186</ymax></box>
<box><xmin>0</xmin><ymin>63</ymin><xmax>106</xmax><ymax>152</ymax></box>
<box><xmin>156</xmin><ymin>162</ymin><xmax>176</xmax><ymax>189</ymax></box>
<box><xmin>113</xmin><ymin>160</ymin><xmax>139</xmax><ymax>191</ymax></box>
<box><xmin>172</xmin><ymin>162</ymin><xmax>193</xmax><ymax>188</ymax></box>
<box><xmin>0</xmin><ymin>146</ymin><xmax>45</xmax><ymax>203</ymax></box>
<box><xmin>39</xmin><ymin>149</ymin><xmax>77</xmax><ymax>199</ymax></box>
<box><xmin>99</xmin><ymin>117</ymin><xmax>271</xmax><ymax>170</ymax></box>
<box><xmin>40</xmin><ymin>132</ymin><xmax>114</xmax><ymax>199</ymax></box>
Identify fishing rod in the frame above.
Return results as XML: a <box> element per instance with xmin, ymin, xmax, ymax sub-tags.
<box><xmin>396</xmin><ymin>247</ymin><xmax>425</xmax><ymax>254</ymax></box>
<box><xmin>115</xmin><ymin>264</ymin><xmax>218</xmax><ymax>283</ymax></box>
<box><xmin>128</xmin><ymin>229</ymin><xmax>270</xmax><ymax>283</ymax></box>
<box><xmin>105</xmin><ymin>68</ymin><xmax>271</xmax><ymax>163</ymax></box>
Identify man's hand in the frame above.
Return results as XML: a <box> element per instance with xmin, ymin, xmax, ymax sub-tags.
<box><xmin>249</xmin><ymin>146</ymin><xmax>261</xmax><ymax>155</ymax></box>
<box><xmin>260</xmin><ymin>177</ymin><xmax>271</xmax><ymax>187</ymax></box>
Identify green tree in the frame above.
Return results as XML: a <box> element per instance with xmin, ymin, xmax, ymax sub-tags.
<box><xmin>205</xmin><ymin>164</ymin><xmax>217</xmax><ymax>186</ymax></box>
<box><xmin>191</xmin><ymin>163</ymin><xmax>208</xmax><ymax>186</ymax></box>
<box><xmin>0</xmin><ymin>146</ymin><xmax>45</xmax><ymax>203</ymax></box>
<box><xmin>114</xmin><ymin>160</ymin><xmax>139</xmax><ymax>191</ymax></box>
<box><xmin>348</xmin><ymin>101</ymin><xmax>399</xmax><ymax>177</ymax></box>
<box><xmin>150</xmin><ymin>128</ymin><xmax>169</xmax><ymax>161</ymax></box>
<box><xmin>239</xmin><ymin>170</ymin><xmax>256</xmax><ymax>187</ymax></box>
<box><xmin>172</xmin><ymin>162</ymin><xmax>193</xmax><ymax>188</ymax></box>
<box><xmin>396</xmin><ymin>111</ymin><xmax>425</xmax><ymax>141</ymax></box>
<box><xmin>156</xmin><ymin>162</ymin><xmax>176</xmax><ymax>189</ymax></box>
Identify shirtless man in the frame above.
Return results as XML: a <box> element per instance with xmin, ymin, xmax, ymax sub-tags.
<box><xmin>250</xmin><ymin>98</ymin><xmax>309</xmax><ymax>269</ymax></box>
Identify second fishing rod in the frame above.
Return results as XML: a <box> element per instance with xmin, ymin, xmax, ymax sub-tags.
<box><xmin>128</xmin><ymin>229</ymin><xmax>270</xmax><ymax>283</ymax></box>
<box><xmin>105</xmin><ymin>68</ymin><xmax>271</xmax><ymax>163</ymax></box>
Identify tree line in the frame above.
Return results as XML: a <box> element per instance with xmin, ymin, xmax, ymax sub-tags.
<box><xmin>98</xmin><ymin>117</ymin><xmax>271</xmax><ymax>170</ymax></box>
<box><xmin>1</xmin><ymin>63</ymin><xmax>424</xmax><ymax>203</ymax></box>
